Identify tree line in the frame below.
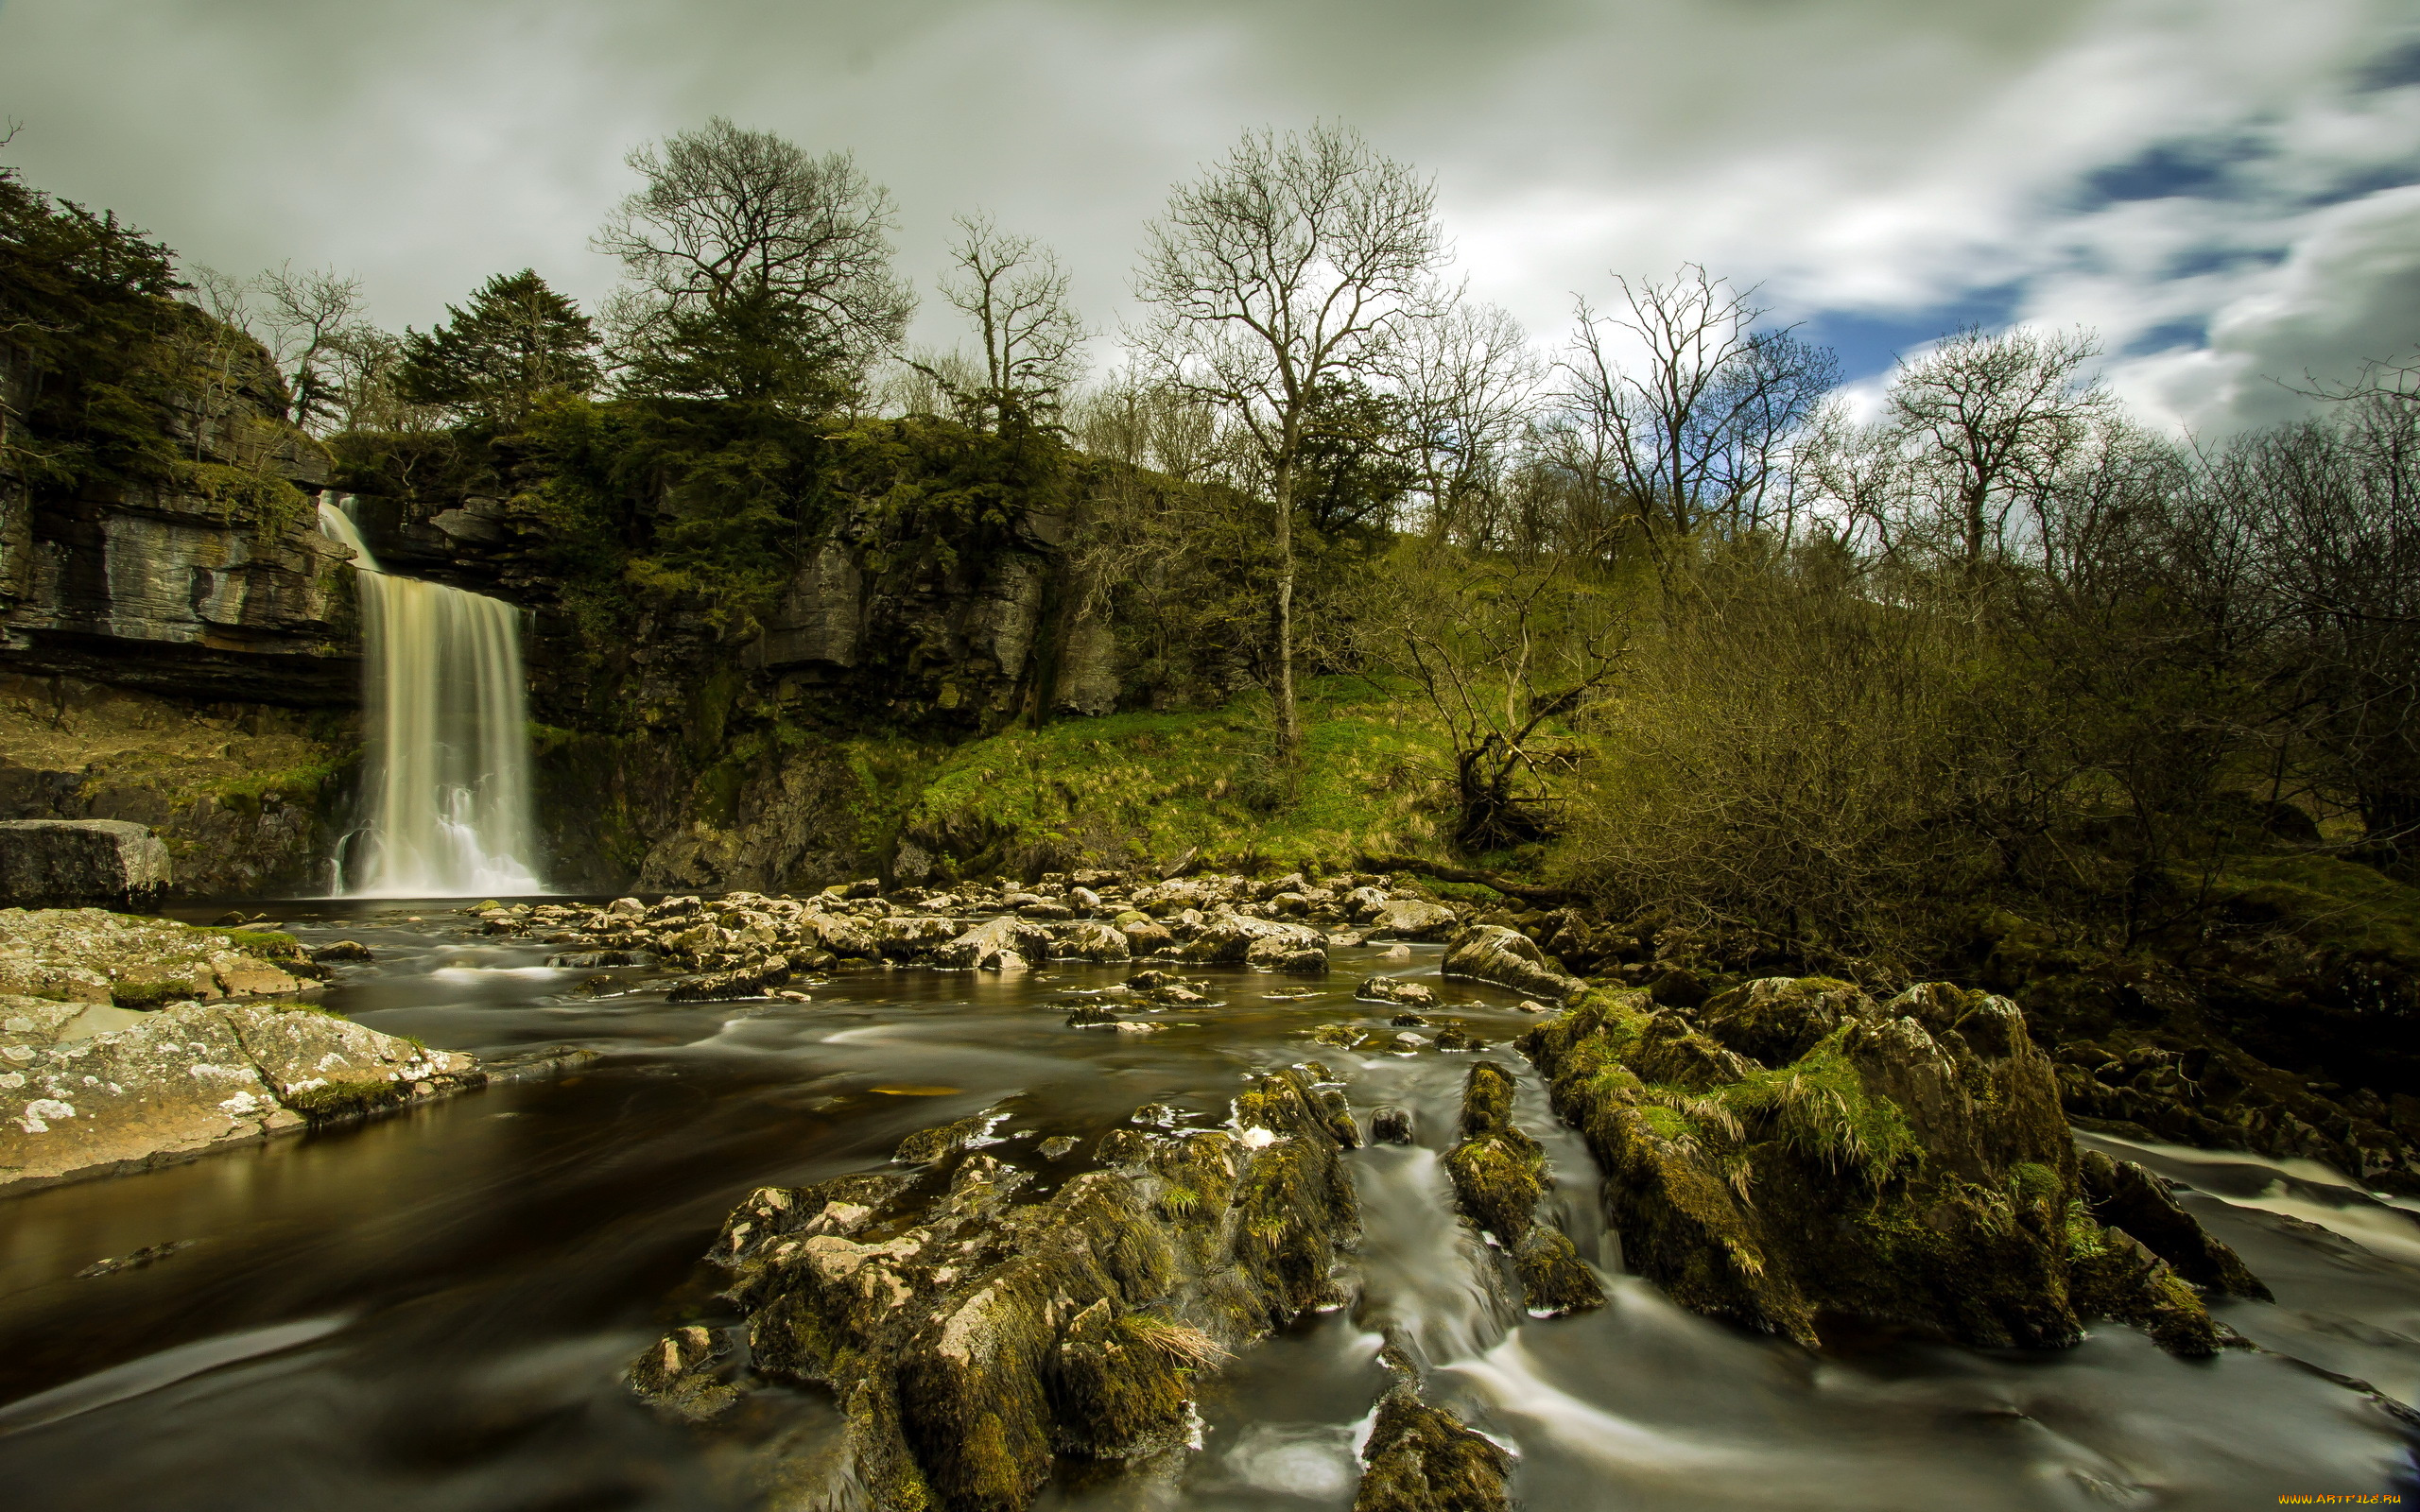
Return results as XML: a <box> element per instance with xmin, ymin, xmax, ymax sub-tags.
<box><xmin>5</xmin><ymin>118</ymin><xmax>2412</xmax><ymax>974</ymax></box>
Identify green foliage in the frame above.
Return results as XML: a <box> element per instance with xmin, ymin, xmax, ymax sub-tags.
<box><xmin>887</xmin><ymin>679</ymin><xmax>1448</xmax><ymax>875</ymax></box>
<box><xmin>396</xmin><ymin>268</ymin><xmax>598</xmax><ymax>424</ymax></box>
<box><xmin>1722</xmin><ymin>1031</ymin><xmax>1921</xmax><ymax>1185</ymax></box>
<box><xmin>1</xmin><ymin>165</ymin><xmax>188</xmax><ymax>490</ymax></box>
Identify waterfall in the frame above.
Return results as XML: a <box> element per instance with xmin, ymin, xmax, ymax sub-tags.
<box><xmin>319</xmin><ymin>501</ymin><xmax>544</xmax><ymax>898</ymax></box>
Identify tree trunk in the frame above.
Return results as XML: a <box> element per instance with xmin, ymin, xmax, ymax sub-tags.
<box><xmin>1272</xmin><ymin>456</ymin><xmax>1299</xmax><ymax>764</ymax></box>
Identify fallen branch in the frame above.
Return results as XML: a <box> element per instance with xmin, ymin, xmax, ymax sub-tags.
<box><xmin>1357</xmin><ymin>851</ymin><xmax>1582</xmax><ymax>907</ymax></box>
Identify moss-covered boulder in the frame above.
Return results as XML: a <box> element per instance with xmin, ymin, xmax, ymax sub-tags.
<box><xmin>1440</xmin><ymin>925</ymin><xmax>1581</xmax><ymax>1001</ymax></box>
<box><xmin>1520</xmin><ymin>980</ymin><xmax>2254</xmax><ymax>1354</ymax></box>
<box><xmin>1354</xmin><ymin>1383</ymin><xmax>1512</xmax><ymax>1512</ymax></box>
<box><xmin>1438</xmin><ymin>1061</ymin><xmax>1602</xmax><ymax>1317</ymax></box>
<box><xmin>632</xmin><ymin>1067</ymin><xmax>1364</xmax><ymax>1511</ymax></box>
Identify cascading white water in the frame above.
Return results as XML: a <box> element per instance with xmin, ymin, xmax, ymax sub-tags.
<box><xmin>320</xmin><ymin>501</ymin><xmax>544</xmax><ymax>898</ymax></box>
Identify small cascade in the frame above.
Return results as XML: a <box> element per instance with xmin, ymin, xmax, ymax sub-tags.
<box><xmin>320</xmin><ymin>500</ymin><xmax>544</xmax><ymax>898</ymax></box>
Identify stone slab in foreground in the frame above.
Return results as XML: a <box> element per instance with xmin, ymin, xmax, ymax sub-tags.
<box><xmin>1</xmin><ymin>1000</ymin><xmax>479</xmax><ymax>1191</ymax></box>
<box><xmin>0</xmin><ymin>820</ymin><xmax>171</xmax><ymax>911</ymax></box>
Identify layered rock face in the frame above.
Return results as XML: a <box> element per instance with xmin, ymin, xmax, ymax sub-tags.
<box><xmin>0</xmin><ymin>339</ymin><xmax>356</xmax><ymax>706</ymax></box>
<box><xmin>1521</xmin><ymin>978</ymin><xmax>2264</xmax><ymax>1355</ymax></box>
<box><xmin>0</xmin><ymin>819</ymin><xmax>169</xmax><ymax>909</ymax></box>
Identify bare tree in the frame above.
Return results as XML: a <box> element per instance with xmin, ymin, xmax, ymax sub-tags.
<box><xmin>1070</xmin><ymin>365</ymin><xmax>1228</xmax><ymax>484</ymax></box>
<box><xmin>254</xmin><ymin>262</ymin><xmax>370</xmax><ymax>432</ymax></box>
<box><xmin>926</xmin><ymin>212</ymin><xmax>1086</xmax><ymax>428</ymax></box>
<box><xmin>1554</xmin><ymin>266</ymin><xmax>1835</xmax><ymax>568</ymax></box>
<box><xmin>255</xmin><ymin>264</ymin><xmax>363</xmax><ymax>428</ymax></box>
<box><xmin>1132</xmin><ymin>121</ymin><xmax>1447</xmax><ymax>761</ymax></box>
<box><xmin>1880</xmin><ymin>325</ymin><xmax>2110</xmax><ymax>574</ymax></box>
<box><xmin>595</xmin><ymin>117</ymin><xmax>911</xmax><ymax>384</ymax></box>
<box><xmin>1390</xmin><ymin>300</ymin><xmax>1542</xmax><ymax>543</ymax></box>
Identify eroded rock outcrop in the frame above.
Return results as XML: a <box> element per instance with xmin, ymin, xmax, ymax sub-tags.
<box><xmin>630</xmin><ymin>1068</ymin><xmax>1363</xmax><ymax>1511</ymax></box>
<box><xmin>1520</xmin><ymin>978</ymin><xmax>2257</xmax><ymax>1355</ymax></box>
<box><xmin>0</xmin><ymin>819</ymin><xmax>171</xmax><ymax>909</ymax></box>
<box><xmin>1</xmin><ymin>998</ymin><xmax>479</xmax><ymax>1189</ymax></box>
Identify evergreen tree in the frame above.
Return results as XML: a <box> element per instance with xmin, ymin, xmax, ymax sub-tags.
<box><xmin>395</xmin><ymin>269</ymin><xmax>598</xmax><ymax>426</ymax></box>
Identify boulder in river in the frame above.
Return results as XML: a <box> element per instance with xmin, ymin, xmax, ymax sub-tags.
<box><xmin>1</xmin><ymin>999</ymin><xmax>480</xmax><ymax>1190</ymax></box>
<box><xmin>1520</xmin><ymin>980</ymin><xmax>2254</xmax><ymax>1354</ymax></box>
<box><xmin>1441</xmin><ymin>1061</ymin><xmax>1604</xmax><ymax>1317</ymax></box>
<box><xmin>1181</xmin><ymin>911</ymin><xmax>1329</xmax><ymax>969</ymax></box>
<box><xmin>631</xmin><ymin>1068</ymin><xmax>1364</xmax><ymax>1510</ymax></box>
<box><xmin>1369</xmin><ymin>897</ymin><xmax>1461</xmax><ymax>941</ymax></box>
<box><xmin>1441</xmin><ymin>924</ymin><xmax>1582</xmax><ymax>1002</ymax></box>
<box><xmin>0</xmin><ymin>819</ymin><xmax>171</xmax><ymax>911</ymax></box>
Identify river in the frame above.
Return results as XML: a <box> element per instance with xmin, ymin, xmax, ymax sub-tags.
<box><xmin>1</xmin><ymin>898</ymin><xmax>2413</xmax><ymax>1509</ymax></box>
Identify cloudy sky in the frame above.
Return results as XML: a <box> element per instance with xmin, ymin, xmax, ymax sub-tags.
<box><xmin>3</xmin><ymin>0</ymin><xmax>2415</xmax><ymax>433</ymax></box>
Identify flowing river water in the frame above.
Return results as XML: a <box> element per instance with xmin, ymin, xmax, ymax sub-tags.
<box><xmin>2</xmin><ymin>899</ymin><xmax>2416</xmax><ymax>1509</ymax></box>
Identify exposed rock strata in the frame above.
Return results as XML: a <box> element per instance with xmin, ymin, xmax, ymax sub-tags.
<box><xmin>1520</xmin><ymin>978</ymin><xmax>2257</xmax><ymax>1355</ymax></box>
<box><xmin>630</xmin><ymin>1068</ymin><xmax>1363</xmax><ymax>1511</ymax></box>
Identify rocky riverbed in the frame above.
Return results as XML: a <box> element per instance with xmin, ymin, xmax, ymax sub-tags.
<box><xmin>1</xmin><ymin>891</ymin><xmax>2416</xmax><ymax>1510</ymax></box>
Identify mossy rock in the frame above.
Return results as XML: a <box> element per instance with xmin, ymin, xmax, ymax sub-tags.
<box><xmin>635</xmin><ymin>1068</ymin><xmax>1366</xmax><ymax>1509</ymax></box>
<box><xmin>283</xmin><ymin>1075</ymin><xmax>409</xmax><ymax>1125</ymax></box>
<box><xmin>1354</xmin><ymin>1385</ymin><xmax>1512</xmax><ymax>1512</ymax></box>
<box><xmin>1519</xmin><ymin>977</ymin><xmax>2256</xmax><ymax>1355</ymax></box>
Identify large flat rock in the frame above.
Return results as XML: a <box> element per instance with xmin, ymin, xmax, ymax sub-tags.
<box><xmin>0</xmin><ymin>906</ymin><xmax>310</xmax><ymax>1005</ymax></box>
<box><xmin>1</xmin><ymin>1000</ymin><xmax>480</xmax><ymax>1190</ymax></box>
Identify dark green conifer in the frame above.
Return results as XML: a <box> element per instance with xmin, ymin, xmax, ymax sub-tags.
<box><xmin>395</xmin><ymin>269</ymin><xmax>598</xmax><ymax>425</ymax></box>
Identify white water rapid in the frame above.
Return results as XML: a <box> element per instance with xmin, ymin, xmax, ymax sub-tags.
<box><xmin>319</xmin><ymin>501</ymin><xmax>544</xmax><ymax>898</ymax></box>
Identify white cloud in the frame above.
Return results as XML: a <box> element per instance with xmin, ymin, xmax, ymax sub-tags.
<box><xmin>0</xmin><ymin>0</ymin><xmax>2411</xmax><ymax>433</ymax></box>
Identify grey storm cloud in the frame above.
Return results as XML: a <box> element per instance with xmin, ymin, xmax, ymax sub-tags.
<box><xmin>3</xmin><ymin>0</ymin><xmax>2414</xmax><ymax>432</ymax></box>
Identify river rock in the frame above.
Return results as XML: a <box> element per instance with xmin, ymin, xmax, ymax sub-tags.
<box><xmin>1</xmin><ymin>1000</ymin><xmax>479</xmax><ymax>1190</ymax></box>
<box><xmin>1369</xmin><ymin>897</ymin><xmax>1460</xmax><ymax>941</ymax></box>
<box><xmin>936</xmin><ymin>915</ymin><xmax>1054</xmax><ymax>970</ymax></box>
<box><xmin>1354</xmin><ymin>1376</ymin><xmax>1513</xmax><ymax>1512</ymax></box>
<box><xmin>1520</xmin><ymin>981</ymin><xmax>2250</xmax><ymax>1355</ymax></box>
<box><xmin>1050</xmin><ymin>919</ymin><xmax>1133</xmax><ymax>963</ymax></box>
<box><xmin>0</xmin><ymin>907</ymin><xmax>309</xmax><ymax>1005</ymax></box>
<box><xmin>1180</xmin><ymin>911</ymin><xmax>1327</xmax><ymax>968</ymax></box>
<box><xmin>632</xmin><ymin>1068</ymin><xmax>1363</xmax><ymax>1510</ymax></box>
<box><xmin>1442</xmin><ymin>1060</ymin><xmax>1604</xmax><ymax>1317</ymax></box>
<box><xmin>1357</xmin><ymin>976</ymin><xmax>1437</xmax><ymax>1006</ymax></box>
<box><xmin>0</xmin><ymin>820</ymin><xmax>172</xmax><ymax>910</ymax></box>
<box><xmin>1441</xmin><ymin>924</ymin><xmax>1582</xmax><ymax>1002</ymax></box>
<box><xmin>1120</xmin><ymin>919</ymin><xmax>1176</xmax><ymax>955</ymax></box>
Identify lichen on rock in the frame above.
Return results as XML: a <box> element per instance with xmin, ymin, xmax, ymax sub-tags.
<box><xmin>1</xmin><ymin>996</ymin><xmax>480</xmax><ymax>1189</ymax></box>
